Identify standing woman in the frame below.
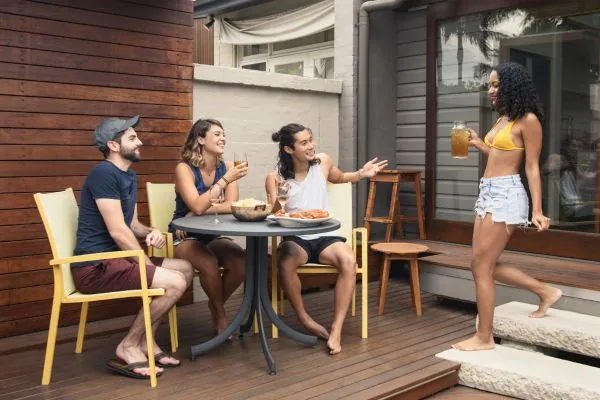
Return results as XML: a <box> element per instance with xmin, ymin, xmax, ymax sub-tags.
<box><xmin>453</xmin><ymin>62</ymin><xmax>562</xmax><ymax>351</ymax></box>
<box><xmin>169</xmin><ymin>119</ymin><xmax>248</xmax><ymax>334</ymax></box>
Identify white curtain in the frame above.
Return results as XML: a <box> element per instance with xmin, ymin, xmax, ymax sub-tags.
<box><xmin>216</xmin><ymin>0</ymin><xmax>334</xmax><ymax>45</ymax></box>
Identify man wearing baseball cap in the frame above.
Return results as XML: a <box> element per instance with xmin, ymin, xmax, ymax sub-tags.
<box><xmin>72</xmin><ymin>116</ymin><xmax>193</xmax><ymax>379</ymax></box>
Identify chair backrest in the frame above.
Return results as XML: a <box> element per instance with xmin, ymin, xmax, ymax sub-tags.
<box><xmin>147</xmin><ymin>182</ymin><xmax>176</xmax><ymax>232</ymax></box>
<box><xmin>34</xmin><ymin>188</ymin><xmax>79</xmax><ymax>296</ymax></box>
<box><xmin>327</xmin><ymin>182</ymin><xmax>353</xmax><ymax>242</ymax></box>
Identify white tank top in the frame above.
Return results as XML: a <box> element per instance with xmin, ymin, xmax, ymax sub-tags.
<box><xmin>285</xmin><ymin>164</ymin><xmax>337</xmax><ymax>240</ymax></box>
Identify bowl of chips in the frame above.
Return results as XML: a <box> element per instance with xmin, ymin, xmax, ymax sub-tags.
<box><xmin>231</xmin><ymin>198</ymin><xmax>273</xmax><ymax>222</ymax></box>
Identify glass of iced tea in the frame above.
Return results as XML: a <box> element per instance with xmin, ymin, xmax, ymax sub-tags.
<box><xmin>451</xmin><ymin>120</ymin><xmax>469</xmax><ymax>159</ymax></box>
<box><xmin>234</xmin><ymin>152</ymin><xmax>248</xmax><ymax>168</ymax></box>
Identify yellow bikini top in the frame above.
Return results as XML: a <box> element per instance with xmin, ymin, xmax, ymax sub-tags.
<box><xmin>484</xmin><ymin>118</ymin><xmax>524</xmax><ymax>151</ymax></box>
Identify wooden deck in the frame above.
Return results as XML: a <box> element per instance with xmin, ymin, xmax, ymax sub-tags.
<box><xmin>0</xmin><ymin>280</ymin><xmax>478</xmax><ymax>400</ymax></box>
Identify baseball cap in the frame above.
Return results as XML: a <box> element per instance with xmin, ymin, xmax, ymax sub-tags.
<box><xmin>94</xmin><ymin>115</ymin><xmax>140</xmax><ymax>149</ymax></box>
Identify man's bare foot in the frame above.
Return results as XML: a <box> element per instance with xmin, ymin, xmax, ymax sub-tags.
<box><xmin>530</xmin><ymin>287</ymin><xmax>562</xmax><ymax>318</ymax></box>
<box><xmin>298</xmin><ymin>316</ymin><xmax>329</xmax><ymax>340</ymax></box>
<box><xmin>326</xmin><ymin>332</ymin><xmax>342</xmax><ymax>355</ymax></box>
<box><xmin>452</xmin><ymin>334</ymin><xmax>495</xmax><ymax>351</ymax></box>
<box><xmin>141</xmin><ymin>340</ymin><xmax>180</xmax><ymax>367</ymax></box>
<box><xmin>116</xmin><ymin>342</ymin><xmax>164</xmax><ymax>376</ymax></box>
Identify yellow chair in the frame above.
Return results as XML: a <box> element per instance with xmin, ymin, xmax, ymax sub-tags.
<box><xmin>271</xmin><ymin>182</ymin><xmax>368</xmax><ymax>339</ymax></box>
<box><xmin>35</xmin><ymin>188</ymin><xmax>177</xmax><ymax>388</ymax></box>
<box><xmin>146</xmin><ymin>182</ymin><xmax>179</xmax><ymax>350</ymax></box>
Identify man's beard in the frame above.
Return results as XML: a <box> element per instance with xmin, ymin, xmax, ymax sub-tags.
<box><xmin>121</xmin><ymin>147</ymin><xmax>141</xmax><ymax>163</ymax></box>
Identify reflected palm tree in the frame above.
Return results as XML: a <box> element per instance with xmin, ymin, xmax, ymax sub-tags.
<box><xmin>439</xmin><ymin>10</ymin><xmax>514</xmax><ymax>87</ymax></box>
<box><xmin>473</xmin><ymin>14</ymin><xmax>587</xmax><ymax>83</ymax></box>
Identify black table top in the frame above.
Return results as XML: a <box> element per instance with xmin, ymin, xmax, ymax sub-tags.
<box><xmin>171</xmin><ymin>214</ymin><xmax>341</xmax><ymax>237</ymax></box>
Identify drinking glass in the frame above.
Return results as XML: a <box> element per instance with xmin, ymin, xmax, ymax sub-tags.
<box><xmin>276</xmin><ymin>175</ymin><xmax>291</xmax><ymax>211</ymax></box>
<box><xmin>234</xmin><ymin>152</ymin><xmax>248</xmax><ymax>169</ymax></box>
<box><xmin>451</xmin><ymin>120</ymin><xmax>470</xmax><ymax>159</ymax></box>
<box><xmin>208</xmin><ymin>184</ymin><xmax>224</xmax><ymax>224</ymax></box>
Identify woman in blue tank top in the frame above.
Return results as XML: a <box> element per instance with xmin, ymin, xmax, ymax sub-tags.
<box><xmin>169</xmin><ymin>118</ymin><xmax>249</xmax><ymax>334</ymax></box>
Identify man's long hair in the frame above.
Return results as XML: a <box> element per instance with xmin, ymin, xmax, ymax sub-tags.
<box><xmin>272</xmin><ymin>123</ymin><xmax>319</xmax><ymax>180</ymax></box>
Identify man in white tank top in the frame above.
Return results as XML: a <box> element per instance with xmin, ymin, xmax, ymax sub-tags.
<box><xmin>266</xmin><ymin>123</ymin><xmax>387</xmax><ymax>355</ymax></box>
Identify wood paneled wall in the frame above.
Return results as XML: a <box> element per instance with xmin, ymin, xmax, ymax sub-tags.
<box><xmin>0</xmin><ymin>0</ymin><xmax>194</xmax><ymax>338</ymax></box>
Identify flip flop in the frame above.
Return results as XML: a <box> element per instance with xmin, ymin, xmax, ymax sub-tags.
<box><xmin>155</xmin><ymin>352</ymin><xmax>181</xmax><ymax>368</ymax></box>
<box><xmin>106</xmin><ymin>358</ymin><xmax>164</xmax><ymax>379</ymax></box>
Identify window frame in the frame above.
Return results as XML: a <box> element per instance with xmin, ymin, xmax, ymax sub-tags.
<box><xmin>236</xmin><ymin>32</ymin><xmax>334</xmax><ymax>77</ymax></box>
<box><xmin>425</xmin><ymin>0</ymin><xmax>600</xmax><ymax>261</ymax></box>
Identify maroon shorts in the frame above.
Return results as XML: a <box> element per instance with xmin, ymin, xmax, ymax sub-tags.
<box><xmin>71</xmin><ymin>257</ymin><xmax>162</xmax><ymax>294</ymax></box>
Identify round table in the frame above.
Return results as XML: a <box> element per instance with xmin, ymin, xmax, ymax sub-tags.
<box><xmin>171</xmin><ymin>214</ymin><xmax>341</xmax><ymax>375</ymax></box>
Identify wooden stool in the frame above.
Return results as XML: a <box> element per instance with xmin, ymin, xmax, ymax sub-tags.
<box><xmin>371</xmin><ymin>242</ymin><xmax>429</xmax><ymax>316</ymax></box>
<box><xmin>363</xmin><ymin>170</ymin><xmax>425</xmax><ymax>242</ymax></box>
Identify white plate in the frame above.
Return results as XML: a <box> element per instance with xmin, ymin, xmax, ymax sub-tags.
<box><xmin>266</xmin><ymin>214</ymin><xmax>332</xmax><ymax>228</ymax></box>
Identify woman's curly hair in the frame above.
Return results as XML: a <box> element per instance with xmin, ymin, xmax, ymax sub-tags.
<box><xmin>493</xmin><ymin>62</ymin><xmax>544</xmax><ymax>122</ymax></box>
<box><xmin>272</xmin><ymin>123</ymin><xmax>319</xmax><ymax>180</ymax></box>
<box><xmin>181</xmin><ymin>118</ymin><xmax>223</xmax><ymax>168</ymax></box>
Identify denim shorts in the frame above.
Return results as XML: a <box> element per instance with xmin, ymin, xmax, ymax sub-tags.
<box><xmin>474</xmin><ymin>174</ymin><xmax>530</xmax><ymax>226</ymax></box>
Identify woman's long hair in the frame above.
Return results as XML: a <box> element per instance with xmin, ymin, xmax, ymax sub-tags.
<box><xmin>272</xmin><ymin>123</ymin><xmax>319</xmax><ymax>180</ymax></box>
<box><xmin>180</xmin><ymin>118</ymin><xmax>223</xmax><ymax>168</ymax></box>
<box><xmin>493</xmin><ymin>62</ymin><xmax>544</xmax><ymax>122</ymax></box>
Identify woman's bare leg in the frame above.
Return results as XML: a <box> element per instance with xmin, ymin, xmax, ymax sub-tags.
<box><xmin>207</xmin><ymin>238</ymin><xmax>246</xmax><ymax>303</ymax></box>
<box><xmin>493</xmin><ymin>264</ymin><xmax>562</xmax><ymax>317</ymax></box>
<box><xmin>174</xmin><ymin>240</ymin><xmax>227</xmax><ymax>331</ymax></box>
<box><xmin>453</xmin><ymin>214</ymin><xmax>512</xmax><ymax>351</ymax></box>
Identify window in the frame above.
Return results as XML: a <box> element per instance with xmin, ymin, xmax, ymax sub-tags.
<box><xmin>241</xmin><ymin>62</ymin><xmax>267</xmax><ymax>71</ymax></box>
<box><xmin>236</xmin><ymin>28</ymin><xmax>335</xmax><ymax>78</ymax></box>
<box><xmin>435</xmin><ymin>4</ymin><xmax>600</xmax><ymax>236</ymax></box>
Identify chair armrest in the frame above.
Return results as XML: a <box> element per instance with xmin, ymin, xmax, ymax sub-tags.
<box><xmin>52</xmin><ymin>249</ymin><xmax>152</xmax><ymax>291</ymax></box>
<box><xmin>50</xmin><ymin>249</ymin><xmax>146</xmax><ymax>266</ymax></box>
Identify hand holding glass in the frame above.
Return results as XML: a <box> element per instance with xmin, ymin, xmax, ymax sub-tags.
<box><xmin>451</xmin><ymin>120</ymin><xmax>470</xmax><ymax>159</ymax></box>
<box><xmin>208</xmin><ymin>184</ymin><xmax>224</xmax><ymax>224</ymax></box>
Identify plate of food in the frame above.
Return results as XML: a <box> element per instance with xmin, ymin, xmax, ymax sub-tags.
<box><xmin>267</xmin><ymin>209</ymin><xmax>332</xmax><ymax>228</ymax></box>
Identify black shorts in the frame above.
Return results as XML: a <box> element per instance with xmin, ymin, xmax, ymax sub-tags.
<box><xmin>282</xmin><ymin>236</ymin><xmax>346</xmax><ymax>264</ymax></box>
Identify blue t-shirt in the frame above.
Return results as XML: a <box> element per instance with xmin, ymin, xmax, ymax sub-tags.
<box><xmin>73</xmin><ymin>161</ymin><xmax>137</xmax><ymax>266</ymax></box>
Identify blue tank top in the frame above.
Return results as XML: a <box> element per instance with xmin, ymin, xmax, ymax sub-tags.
<box><xmin>168</xmin><ymin>161</ymin><xmax>227</xmax><ymax>233</ymax></box>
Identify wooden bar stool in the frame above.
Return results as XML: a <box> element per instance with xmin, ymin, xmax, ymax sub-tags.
<box><xmin>363</xmin><ymin>170</ymin><xmax>425</xmax><ymax>241</ymax></box>
<box><xmin>371</xmin><ymin>242</ymin><xmax>429</xmax><ymax>316</ymax></box>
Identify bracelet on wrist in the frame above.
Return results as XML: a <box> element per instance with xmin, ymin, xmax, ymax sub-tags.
<box><xmin>357</xmin><ymin>169</ymin><xmax>364</xmax><ymax>180</ymax></box>
<box><xmin>222</xmin><ymin>176</ymin><xmax>230</xmax><ymax>185</ymax></box>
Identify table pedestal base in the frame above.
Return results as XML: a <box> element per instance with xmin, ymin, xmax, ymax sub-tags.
<box><xmin>190</xmin><ymin>237</ymin><xmax>318</xmax><ymax>374</ymax></box>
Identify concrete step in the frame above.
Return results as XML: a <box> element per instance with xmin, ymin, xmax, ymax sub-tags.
<box><xmin>436</xmin><ymin>345</ymin><xmax>600</xmax><ymax>400</ymax></box>
<box><xmin>492</xmin><ymin>301</ymin><xmax>600</xmax><ymax>358</ymax></box>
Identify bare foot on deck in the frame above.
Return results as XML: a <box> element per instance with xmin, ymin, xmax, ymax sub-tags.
<box><xmin>116</xmin><ymin>342</ymin><xmax>164</xmax><ymax>376</ymax></box>
<box><xmin>299</xmin><ymin>316</ymin><xmax>329</xmax><ymax>340</ymax></box>
<box><xmin>452</xmin><ymin>334</ymin><xmax>495</xmax><ymax>351</ymax></box>
<box><xmin>529</xmin><ymin>287</ymin><xmax>562</xmax><ymax>318</ymax></box>
<box><xmin>209</xmin><ymin>301</ymin><xmax>232</xmax><ymax>339</ymax></box>
<box><xmin>327</xmin><ymin>331</ymin><xmax>342</xmax><ymax>355</ymax></box>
